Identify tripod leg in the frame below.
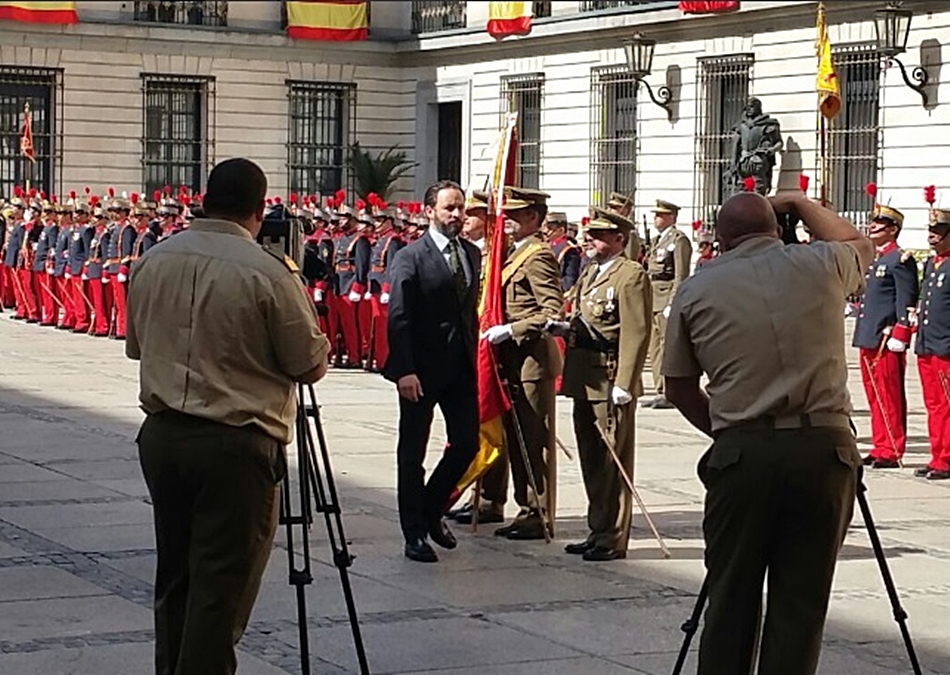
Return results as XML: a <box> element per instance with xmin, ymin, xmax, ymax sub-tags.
<box><xmin>856</xmin><ymin>471</ymin><xmax>923</xmax><ymax>675</ymax></box>
<box><xmin>672</xmin><ymin>578</ymin><xmax>708</xmax><ymax>675</ymax></box>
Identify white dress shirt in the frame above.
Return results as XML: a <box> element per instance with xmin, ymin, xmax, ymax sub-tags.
<box><xmin>428</xmin><ymin>226</ymin><xmax>472</xmax><ymax>285</ymax></box>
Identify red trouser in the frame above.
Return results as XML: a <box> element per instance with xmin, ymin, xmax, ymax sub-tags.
<box><xmin>16</xmin><ymin>268</ymin><xmax>39</xmax><ymax>320</ymax></box>
<box><xmin>358</xmin><ymin>293</ymin><xmax>374</xmax><ymax>364</ymax></box>
<box><xmin>859</xmin><ymin>347</ymin><xmax>907</xmax><ymax>461</ymax></box>
<box><xmin>38</xmin><ymin>272</ymin><xmax>59</xmax><ymax>325</ymax></box>
<box><xmin>0</xmin><ymin>265</ymin><xmax>15</xmax><ymax>308</ymax></box>
<box><xmin>71</xmin><ymin>277</ymin><xmax>91</xmax><ymax>331</ymax></box>
<box><xmin>917</xmin><ymin>354</ymin><xmax>950</xmax><ymax>472</ymax></box>
<box><xmin>113</xmin><ymin>280</ymin><xmax>128</xmax><ymax>337</ymax></box>
<box><xmin>334</xmin><ymin>293</ymin><xmax>361</xmax><ymax>365</ymax></box>
<box><xmin>369</xmin><ymin>294</ymin><xmax>389</xmax><ymax>370</ymax></box>
<box><xmin>58</xmin><ymin>276</ymin><xmax>76</xmax><ymax>328</ymax></box>
<box><xmin>319</xmin><ymin>289</ymin><xmax>338</xmax><ymax>359</ymax></box>
<box><xmin>89</xmin><ymin>279</ymin><xmax>114</xmax><ymax>336</ymax></box>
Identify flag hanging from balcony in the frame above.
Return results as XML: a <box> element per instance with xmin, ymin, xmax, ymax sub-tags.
<box><xmin>0</xmin><ymin>1</ymin><xmax>78</xmax><ymax>24</ymax></box>
<box><xmin>285</xmin><ymin>1</ymin><xmax>368</xmax><ymax>41</ymax></box>
<box><xmin>815</xmin><ymin>2</ymin><xmax>840</xmax><ymax>119</ymax></box>
<box><xmin>678</xmin><ymin>1</ymin><xmax>739</xmax><ymax>14</ymax></box>
<box><xmin>487</xmin><ymin>2</ymin><xmax>532</xmax><ymax>40</ymax></box>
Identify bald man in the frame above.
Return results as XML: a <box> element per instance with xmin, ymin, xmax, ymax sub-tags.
<box><xmin>662</xmin><ymin>192</ymin><xmax>873</xmax><ymax>675</ymax></box>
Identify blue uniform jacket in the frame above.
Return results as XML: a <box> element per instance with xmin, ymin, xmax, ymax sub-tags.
<box><xmin>32</xmin><ymin>222</ymin><xmax>59</xmax><ymax>273</ymax></box>
<box><xmin>853</xmin><ymin>244</ymin><xmax>919</xmax><ymax>350</ymax></box>
<box><xmin>915</xmin><ymin>255</ymin><xmax>950</xmax><ymax>357</ymax></box>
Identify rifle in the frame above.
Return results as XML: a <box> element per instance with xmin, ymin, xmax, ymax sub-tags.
<box><xmin>642</xmin><ymin>215</ymin><xmax>651</xmax><ymax>259</ymax></box>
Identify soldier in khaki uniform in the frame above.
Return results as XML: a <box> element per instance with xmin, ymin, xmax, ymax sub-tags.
<box><xmin>644</xmin><ymin>199</ymin><xmax>691</xmax><ymax>409</ymax></box>
<box><xmin>662</xmin><ymin>191</ymin><xmax>872</xmax><ymax>675</ymax></box>
<box><xmin>557</xmin><ymin>208</ymin><xmax>652</xmax><ymax>561</ymax></box>
<box><xmin>607</xmin><ymin>191</ymin><xmax>641</xmax><ymax>262</ymax></box>
<box><xmin>482</xmin><ymin>186</ymin><xmax>564</xmax><ymax>540</ymax></box>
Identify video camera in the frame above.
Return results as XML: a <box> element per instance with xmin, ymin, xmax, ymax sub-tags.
<box><xmin>255</xmin><ymin>202</ymin><xmax>317</xmax><ymax>274</ymax></box>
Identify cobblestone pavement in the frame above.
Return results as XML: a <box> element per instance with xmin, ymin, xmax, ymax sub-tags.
<box><xmin>1</xmin><ymin>315</ymin><xmax>949</xmax><ymax>674</ymax></box>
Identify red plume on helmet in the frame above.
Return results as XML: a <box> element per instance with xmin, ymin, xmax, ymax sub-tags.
<box><xmin>581</xmin><ymin>216</ymin><xmax>590</xmax><ymax>226</ymax></box>
<box><xmin>742</xmin><ymin>176</ymin><xmax>756</xmax><ymax>192</ymax></box>
<box><xmin>799</xmin><ymin>174</ymin><xmax>810</xmax><ymax>193</ymax></box>
<box><xmin>865</xmin><ymin>182</ymin><xmax>878</xmax><ymax>200</ymax></box>
<box><xmin>334</xmin><ymin>189</ymin><xmax>346</xmax><ymax>208</ymax></box>
<box><xmin>274</xmin><ymin>195</ymin><xmax>282</xmax><ymax>205</ymax></box>
<box><xmin>925</xmin><ymin>185</ymin><xmax>937</xmax><ymax>206</ymax></box>
<box><xmin>181</xmin><ymin>194</ymin><xmax>191</xmax><ymax>206</ymax></box>
<box><xmin>289</xmin><ymin>193</ymin><xmax>298</xmax><ymax>204</ymax></box>
<box><xmin>397</xmin><ymin>200</ymin><xmax>405</xmax><ymax>210</ymax></box>
<box><xmin>355</xmin><ymin>198</ymin><xmax>366</xmax><ymax>211</ymax></box>
<box><xmin>69</xmin><ymin>190</ymin><xmax>77</xmax><ymax>200</ymax></box>
<box><xmin>89</xmin><ymin>195</ymin><xmax>99</xmax><ymax>207</ymax></box>
<box><xmin>50</xmin><ymin>194</ymin><xmax>56</xmax><ymax>204</ymax></box>
<box><xmin>29</xmin><ymin>188</ymin><xmax>37</xmax><ymax>198</ymax></box>
<box><xmin>130</xmin><ymin>192</ymin><xmax>139</xmax><ymax>205</ymax></box>
<box><xmin>163</xmin><ymin>185</ymin><xmax>171</xmax><ymax>196</ymax></box>
<box><xmin>325</xmin><ymin>196</ymin><xmax>334</xmax><ymax>208</ymax></box>
<box><xmin>153</xmin><ymin>189</ymin><xmax>161</xmax><ymax>202</ymax></box>
<box><xmin>14</xmin><ymin>185</ymin><xmax>22</xmax><ymax>197</ymax></box>
<box><xmin>692</xmin><ymin>219</ymin><xmax>703</xmax><ymax>231</ymax></box>
<box><xmin>108</xmin><ymin>187</ymin><xmax>115</xmax><ymax>198</ymax></box>
<box><xmin>84</xmin><ymin>186</ymin><xmax>91</xmax><ymax>196</ymax></box>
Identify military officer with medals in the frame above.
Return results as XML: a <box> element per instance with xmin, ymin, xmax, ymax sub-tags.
<box><xmin>643</xmin><ymin>199</ymin><xmax>691</xmax><ymax>409</ymax></box>
<box><xmin>914</xmin><ymin>207</ymin><xmax>950</xmax><ymax>480</ymax></box>
<box><xmin>482</xmin><ymin>186</ymin><xmax>564</xmax><ymax>540</ymax></box>
<box><xmin>553</xmin><ymin>207</ymin><xmax>652</xmax><ymax>561</ymax></box>
<box><xmin>852</xmin><ymin>204</ymin><xmax>918</xmax><ymax>468</ymax></box>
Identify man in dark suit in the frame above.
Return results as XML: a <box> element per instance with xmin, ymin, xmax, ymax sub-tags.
<box><xmin>384</xmin><ymin>179</ymin><xmax>481</xmax><ymax>563</ymax></box>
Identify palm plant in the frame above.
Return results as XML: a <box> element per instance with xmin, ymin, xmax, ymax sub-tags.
<box><xmin>347</xmin><ymin>143</ymin><xmax>416</xmax><ymax>202</ymax></box>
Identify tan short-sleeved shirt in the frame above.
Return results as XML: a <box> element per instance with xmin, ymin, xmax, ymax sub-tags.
<box><xmin>662</xmin><ymin>236</ymin><xmax>865</xmax><ymax>432</ymax></box>
<box><xmin>126</xmin><ymin>218</ymin><xmax>329</xmax><ymax>444</ymax></box>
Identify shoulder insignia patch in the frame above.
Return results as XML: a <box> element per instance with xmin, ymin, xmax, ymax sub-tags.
<box><xmin>283</xmin><ymin>255</ymin><xmax>300</xmax><ymax>273</ymax></box>
<box><xmin>263</xmin><ymin>246</ymin><xmax>300</xmax><ymax>273</ymax></box>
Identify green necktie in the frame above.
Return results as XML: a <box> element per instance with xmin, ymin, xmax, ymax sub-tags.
<box><xmin>448</xmin><ymin>238</ymin><xmax>467</xmax><ymax>302</ymax></box>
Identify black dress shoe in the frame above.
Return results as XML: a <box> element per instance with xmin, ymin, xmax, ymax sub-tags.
<box><xmin>446</xmin><ymin>503</ymin><xmax>473</xmax><ymax>521</ymax></box>
<box><xmin>455</xmin><ymin>506</ymin><xmax>504</xmax><ymax>525</ymax></box>
<box><xmin>861</xmin><ymin>454</ymin><xmax>877</xmax><ymax>466</ymax></box>
<box><xmin>494</xmin><ymin>510</ymin><xmax>530</xmax><ymax>537</ymax></box>
<box><xmin>564</xmin><ymin>540</ymin><xmax>594</xmax><ymax>555</ymax></box>
<box><xmin>652</xmin><ymin>396</ymin><xmax>675</xmax><ymax>410</ymax></box>
<box><xmin>582</xmin><ymin>547</ymin><xmax>627</xmax><ymax>562</ymax></box>
<box><xmin>428</xmin><ymin>518</ymin><xmax>457</xmax><ymax>549</ymax></box>
<box><xmin>914</xmin><ymin>467</ymin><xmax>933</xmax><ymax>478</ymax></box>
<box><xmin>404</xmin><ymin>537</ymin><xmax>438</xmax><ymax>563</ymax></box>
<box><xmin>926</xmin><ymin>469</ymin><xmax>950</xmax><ymax>481</ymax></box>
<box><xmin>872</xmin><ymin>458</ymin><xmax>900</xmax><ymax>469</ymax></box>
<box><xmin>505</xmin><ymin>513</ymin><xmax>548</xmax><ymax>541</ymax></box>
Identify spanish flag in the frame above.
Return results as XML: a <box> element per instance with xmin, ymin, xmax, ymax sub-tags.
<box><xmin>0</xmin><ymin>1</ymin><xmax>78</xmax><ymax>24</ymax></box>
<box><xmin>678</xmin><ymin>1</ymin><xmax>739</xmax><ymax>13</ymax></box>
<box><xmin>816</xmin><ymin>2</ymin><xmax>840</xmax><ymax>119</ymax></box>
<box><xmin>449</xmin><ymin>115</ymin><xmax>519</xmax><ymax>505</ymax></box>
<box><xmin>487</xmin><ymin>2</ymin><xmax>532</xmax><ymax>40</ymax></box>
<box><xmin>285</xmin><ymin>1</ymin><xmax>367</xmax><ymax>42</ymax></box>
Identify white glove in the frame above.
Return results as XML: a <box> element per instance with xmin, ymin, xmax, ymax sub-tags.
<box><xmin>363</xmin><ymin>291</ymin><xmax>372</xmax><ymax>301</ymax></box>
<box><xmin>886</xmin><ymin>337</ymin><xmax>907</xmax><ymax>353</ymax></box>
<box><xmin>64</xmin><ymin>272</ymin><xmax>71</xmax><ymax>280</ymax></box>
<box><xmin>481</xmin><ymin>324</ymin><xmax>513</xmax><ymax>344</ymax></box>
<box><xmin>81</xmin><ymin>273</ymin><xmax>88</xmax><ymax>281</ymax></box>
<box><xmin>662</xmin><ymin>305</ymin><xmax>671</xmax><ymax>320</ymax></box>
<box><xmin>313</xmin><ymin>288</ymin><xmax>323</xmax><ymax>303</ymax></box>
<box><xmin>611</xmin><ymin>386</ymin><xmax>633</xmax><ymax>406</ymax></box>
<box><xmin>844</xmin><ymin>304</ymin><xmax>854</xmax><ymax>317</ymax></box>
<box><xmin>348</xmin><ymin>290</ymin><xmax>361</xmax><ymax>302</ymax></box>
<box><xmin>118</xmin><ymin>273</ymin><xmax>128</xmax><ymax>283</ymax></box>
<box><xmin>101</xmin><ymin>277</ymin><xmax>109</xmax><ymax>285</ymax></box>
<box><xmin>544</xmin><ymin>319</ymin><xmax>571</xmax><ymax>337</ymax></box>
<box><xmin>380</xmin><ymin>292</ymin><xmax>390</xmax><ymax>305</ymax></box>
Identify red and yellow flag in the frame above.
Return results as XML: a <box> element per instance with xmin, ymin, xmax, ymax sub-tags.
<box><xmin>0</xmin><ymin>1</ymin><xmax>77</xmax><ymax>24</ymax></box>
<box><xmin>20</xmin><ymin>105</ymin><xmax>36</xmax><ymax>163</ymax></box>
<box><xmin>450</xmin><ymin>114</ymin><xmax>519</xmax><ymax>503</ymax></box>
<box><xmin>816</xmin><ymin>2</ymin><xmax>841</xmax><ymax>119</ymax></box>
<box><xmin>678</xmin><ymin>0</ymin><xmax>739</xmax><ymax>13</ymax></box>
<box><xmin>285</xmin><ymin>1</ymin><xmax>367</xmax><ymax>42</ymax></box>
<box><xmin>487</xmin><ymin>2</ymin><xmax>531</xmax><ymax>40</ymax></box>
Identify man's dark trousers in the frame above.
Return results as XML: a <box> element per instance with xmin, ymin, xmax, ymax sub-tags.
<box><xmin>697</xmin><ymin>424</ymin><xmax>860</xmax><ymax>675</ymax></box>
<box><xmin>138</xmin><ymin>411</ymin><xmax>285</xmax><ymax>675</ymax></box>
<box><xmin>397</xmin><ymin>371</ymin><xmax>479</xmax><ymax>540</ymax></box>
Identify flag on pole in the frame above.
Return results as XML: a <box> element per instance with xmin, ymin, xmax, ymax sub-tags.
<box><xmin>285</xmin><ymin>1</ymin><xmax>368</xmax><ymax>41</ymax></box>
<box><xmin>816</xmin><ymin>2</ymin><xmax>841</xmax><ymax>119</ymax></box>
<box><xmin>449</xmin><ymin>114</ymin><xmax>519</xmax><ymax>504</ymax></box>
<box><xmin>20</xmin><ymin>104</ymin><xmax>36</xmax><ymax>164</ymax></box>
<box><xmin>0</xmin><ymin>1</ymin><xmax>78</xmax><ymax>24</ymax></box>
<box><xmin>678</xmin><ymin>1</ymin><xmax>739</xmax><ymax>14</ymax></box>
<box><xmin>487</xmin><ymin>2</ymin><xmax>532</xmax><ymax>40</ymax></box>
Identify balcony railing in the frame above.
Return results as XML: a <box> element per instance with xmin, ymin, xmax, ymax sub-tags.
<box><xmin>133</xmin><ymin>1</ymin><xmax>228</xmax><ymax>27</ymax></box>
<box><xmin>579</xmin><ymin>1</ymin><xmax>669</xmax><ymax>10</ymax></box>
<box><xmin>411</xmin><ymin>0</ymin><xmax>467</xmax><ymax>35</ymax></box>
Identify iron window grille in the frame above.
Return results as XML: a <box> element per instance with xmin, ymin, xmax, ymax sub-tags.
<box><xmin>133</xmin><ymin>1</ymin><xmax>228</xmax><ymax>27</ymax></box>
<box><xmin>579</xmin><ymin>1</ymin><xmax>670</xmax><ymax>11</ymax></box>
<box><xmin>827</xmin><ymin>46</ymin><xmax>881</xmax><ymax>230</ymax></box>
<box><xmin>590</xmin><ymin>66</ymin><xmax>638</xmax><ymax>208</ymax></box>
<box><xmin>142</xmin><ymin>74</ymin><xmax>215</xmax><ymax>196</ymax></box>
<box><xmin>411</xmin><ymin>1</ymin><xmax>466</xmax><ymax>34</ymax></box>
<box><xmin>534</xmin><ymin>1</ymin><xmax>553</xmax><ymax>18</ymax></box>
<box><xmin>0</xmin><ymin>66</ymin><xmax>62</xmax><ymax>199</ymax></box>
<box><xmin>693</xmin><ymin>54</ymin><xmax>754</xmax><ymax>227</ymax></box>
<box><xmin>501</xmin><ymin>74</ymin><xmax>544</xmax><ymax>190</ymax></box>
<box><xmin>287</xmin><ymin>81</ymin><xmax>356</xmax><ymax>199</ymax></box>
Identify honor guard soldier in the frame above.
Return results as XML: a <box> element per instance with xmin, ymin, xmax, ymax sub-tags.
<box><xmin>483</xmin><ymin>186</ymin><xmax>564</xmax><ymax>540</ymax></box>
<box><xmin>0</xmin><ymin>203</ymin><xmax>14</xmax><ymax>310</ymax></box>
<box><xmin>333</xmin><ymin>199</ymin><xmax>372</xmax><ymax>367</ymax></box>
<box><xmin>35</xmin><ymin>197</ymin><xmax>61</xmax><ymax>326</ymax></box>
<box><xmin>2</xmin><ymin>192</ymin><xmax>25</xmax><ymax>314</ymax></box>
<box><xmin>544</xmin><ymin>212</ymin><xmax>582</xmax><ymax>295</ymax></box>
<box><xmin>132</xmin><ymin>195</ymin><xmax>159</xmax><ymax>259</ymax></box>
<box><xmin>15</xmin><ymin>197</ymin><xmax>41</xmax><ymax>323</ymax></box>
<box><xmin>556</xmin><ymin>207</ymin><xmax>652</xmax><ymax>561</ymax></box>
<box><xmin>105</xmin><ymin>194</ymin><xmax>136</xmax><ymax>339</ymax></box>
<box><xmin>52</xmin><ymin>202</ymin><xmax>73</xmax><ymax>329</ymax></box>
<box><xmin>853</xmin><ymin>203</ymin><xmax>918</xmax><ymax>468</ymax></box>
<box><xmin>608</xmin><ymin>192</ymin><xmax>642</xmax><ymax>262</ymax></box>
<box><xmin>914</xmin><ymin>207</ymin><xmax>950</xmax><ymax>480</ymax></box>
<box><xmin>85</xmin><ymin>200</ymin><xmax>112</xmax><ymax>337</ymax></box>
<box><xmin>367</xmin><ymin>207</ymin><xmax>404</xmax><ymax>372</ymax></box>
<box><xmin>644</xmin><ymin>199</ymin><xmax>692</xmax><ymax>409</ymax></box>
<box><xmin>305</xmin><ymin>205</ymin><xmax>337</xmax><ymax>356</ymax></box>
<box><xmin>66</xmin><ymin>200</ymin><xmax>93</xmax><ymax>333</ymax></box>
<box><xmin>356</xmin><ymin>205</ymin><xmax>378</xmax><ymax>363</ymax></box>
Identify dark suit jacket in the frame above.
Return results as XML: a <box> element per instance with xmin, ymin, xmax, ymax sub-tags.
<box><xmin>383</xmin><ymin>232</ymin><xmax>481</xmax><ymax>394</ymax></box>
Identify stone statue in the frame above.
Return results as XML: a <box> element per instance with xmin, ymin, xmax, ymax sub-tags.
<box><xmin>726</xmin><ymin>97</ymin><xmax>783</xmax><ymax>195</ymax></box>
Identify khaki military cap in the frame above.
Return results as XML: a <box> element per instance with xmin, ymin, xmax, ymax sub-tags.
<box><xmin>587</xmin><ymin>206</ymin><xmax>633</xmax><ymax>235</ymax></box>
<box><xmin>465</xmin><ymin>190</ymin><xmax>489</xmax><ymax>213</ymax></box>
<box><xmin>651</xmin><ymin>199</ymin><xmax>680</xmax><ymax>215</ymax></box>
<box><xmin>872</xmin><ymin>204</ymin><xmax>904</xmax><ymax>228</ymax></box>
<box><xmin>929</xmin><ymin>208</ymin><xmax>950</xmax><ymax>228</ymax></box>
<box><xmin>607</xmin><ymin>192</ymin><xmax>633</xmax><ymax>209</ymax></box>
<box><xmin>502</xmin><ymin>186</ymin><xmax>550</xmax><ymax>211</ymax></box>
<box><xmin>545</xmin><ymin>211</ymin><xmax>568</xmax><ymax>226</ymax></box>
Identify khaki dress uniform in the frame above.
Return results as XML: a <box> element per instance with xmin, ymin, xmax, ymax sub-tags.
<box><xmin>646</xmin><ymin>201</ymin><xmax>691</xmax><ymax>402</ymax></box>
<box><xmin>561</xmin><ymin>208</ymin><xmax>652</xmax><ymax>556</ymax></box>
<box><xmin>607</xmin><ymin>191</ymin><xmax>641</xmax><ymax>262</ymax></box>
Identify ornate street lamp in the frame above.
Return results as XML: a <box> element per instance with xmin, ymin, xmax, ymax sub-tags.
<box><xmin>874</xmin><ymin>3</ymin><xmax>929</xmax><ymax>106</ymax></box>
<box><xmin>623</xmin><ymin>34</ymin><xmax>673</xmax><ymax>120</ymax></box>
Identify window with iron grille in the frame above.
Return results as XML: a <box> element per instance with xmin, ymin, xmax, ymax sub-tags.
<box><xmin>534</xmin><ymin>1</ymin><xmax>553</xmax><ymax>18</ymax></box>
<box><xmin>579</xmin><ymin>1</ymin><xmax>672</xmax><ymax>11</ymax></box>
<box><xmin>693</xmin><ymin>54</ymin><xmax>753</xmax><ymax>226</ymax></box>
<box><xmin>142</xmin><ymin>75</ymin><xmax>214</xmax><ymax>195</ymax></box>
<box><xmin>287</xmin><ymin>82</ymin><xmax>355</xmax><ymax>198</ymax></box>
<box><xmin>0</xmin><ymin>67</ymin><xmax>62</xmax><ymax>199</ymax></box>
<box><xmin>828</xmin><ymin>47</ymin><xmax>880</xmax><ymax>228</ymax></box>
<box><xmin>411</xmin><ymin>0</ymin><xmax>466</xmax><ymax>34</ymax></box>
<box><xmin>590</xmin><ymin>66</ymin><xmax>637</xmax><ymax>208</ymax></box>
<box><xmin>133</xmin><ymin>1</ymin><xmax>227</xmax><ymax>27</ymax></box>
<box><xmin>500</xmin><ymin>75</ymin><xmax>544</xmax><ymax>190</ymax></box>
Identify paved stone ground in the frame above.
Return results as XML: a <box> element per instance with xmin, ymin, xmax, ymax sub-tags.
<box><xmin>1</xmin><ymin>314</ymin><xmax>949</xmax><ymax>674</ymax></box>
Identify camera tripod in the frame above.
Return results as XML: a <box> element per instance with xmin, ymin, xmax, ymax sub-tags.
<box><xmin>671</xmin><ymin>464</ymin><xmax>921</xmax><ymax>675</ymax></box>
<box><xmin>279</xmin><ymin>382</ymin><xmax>370</xmax><ymax>675</ymax></box>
